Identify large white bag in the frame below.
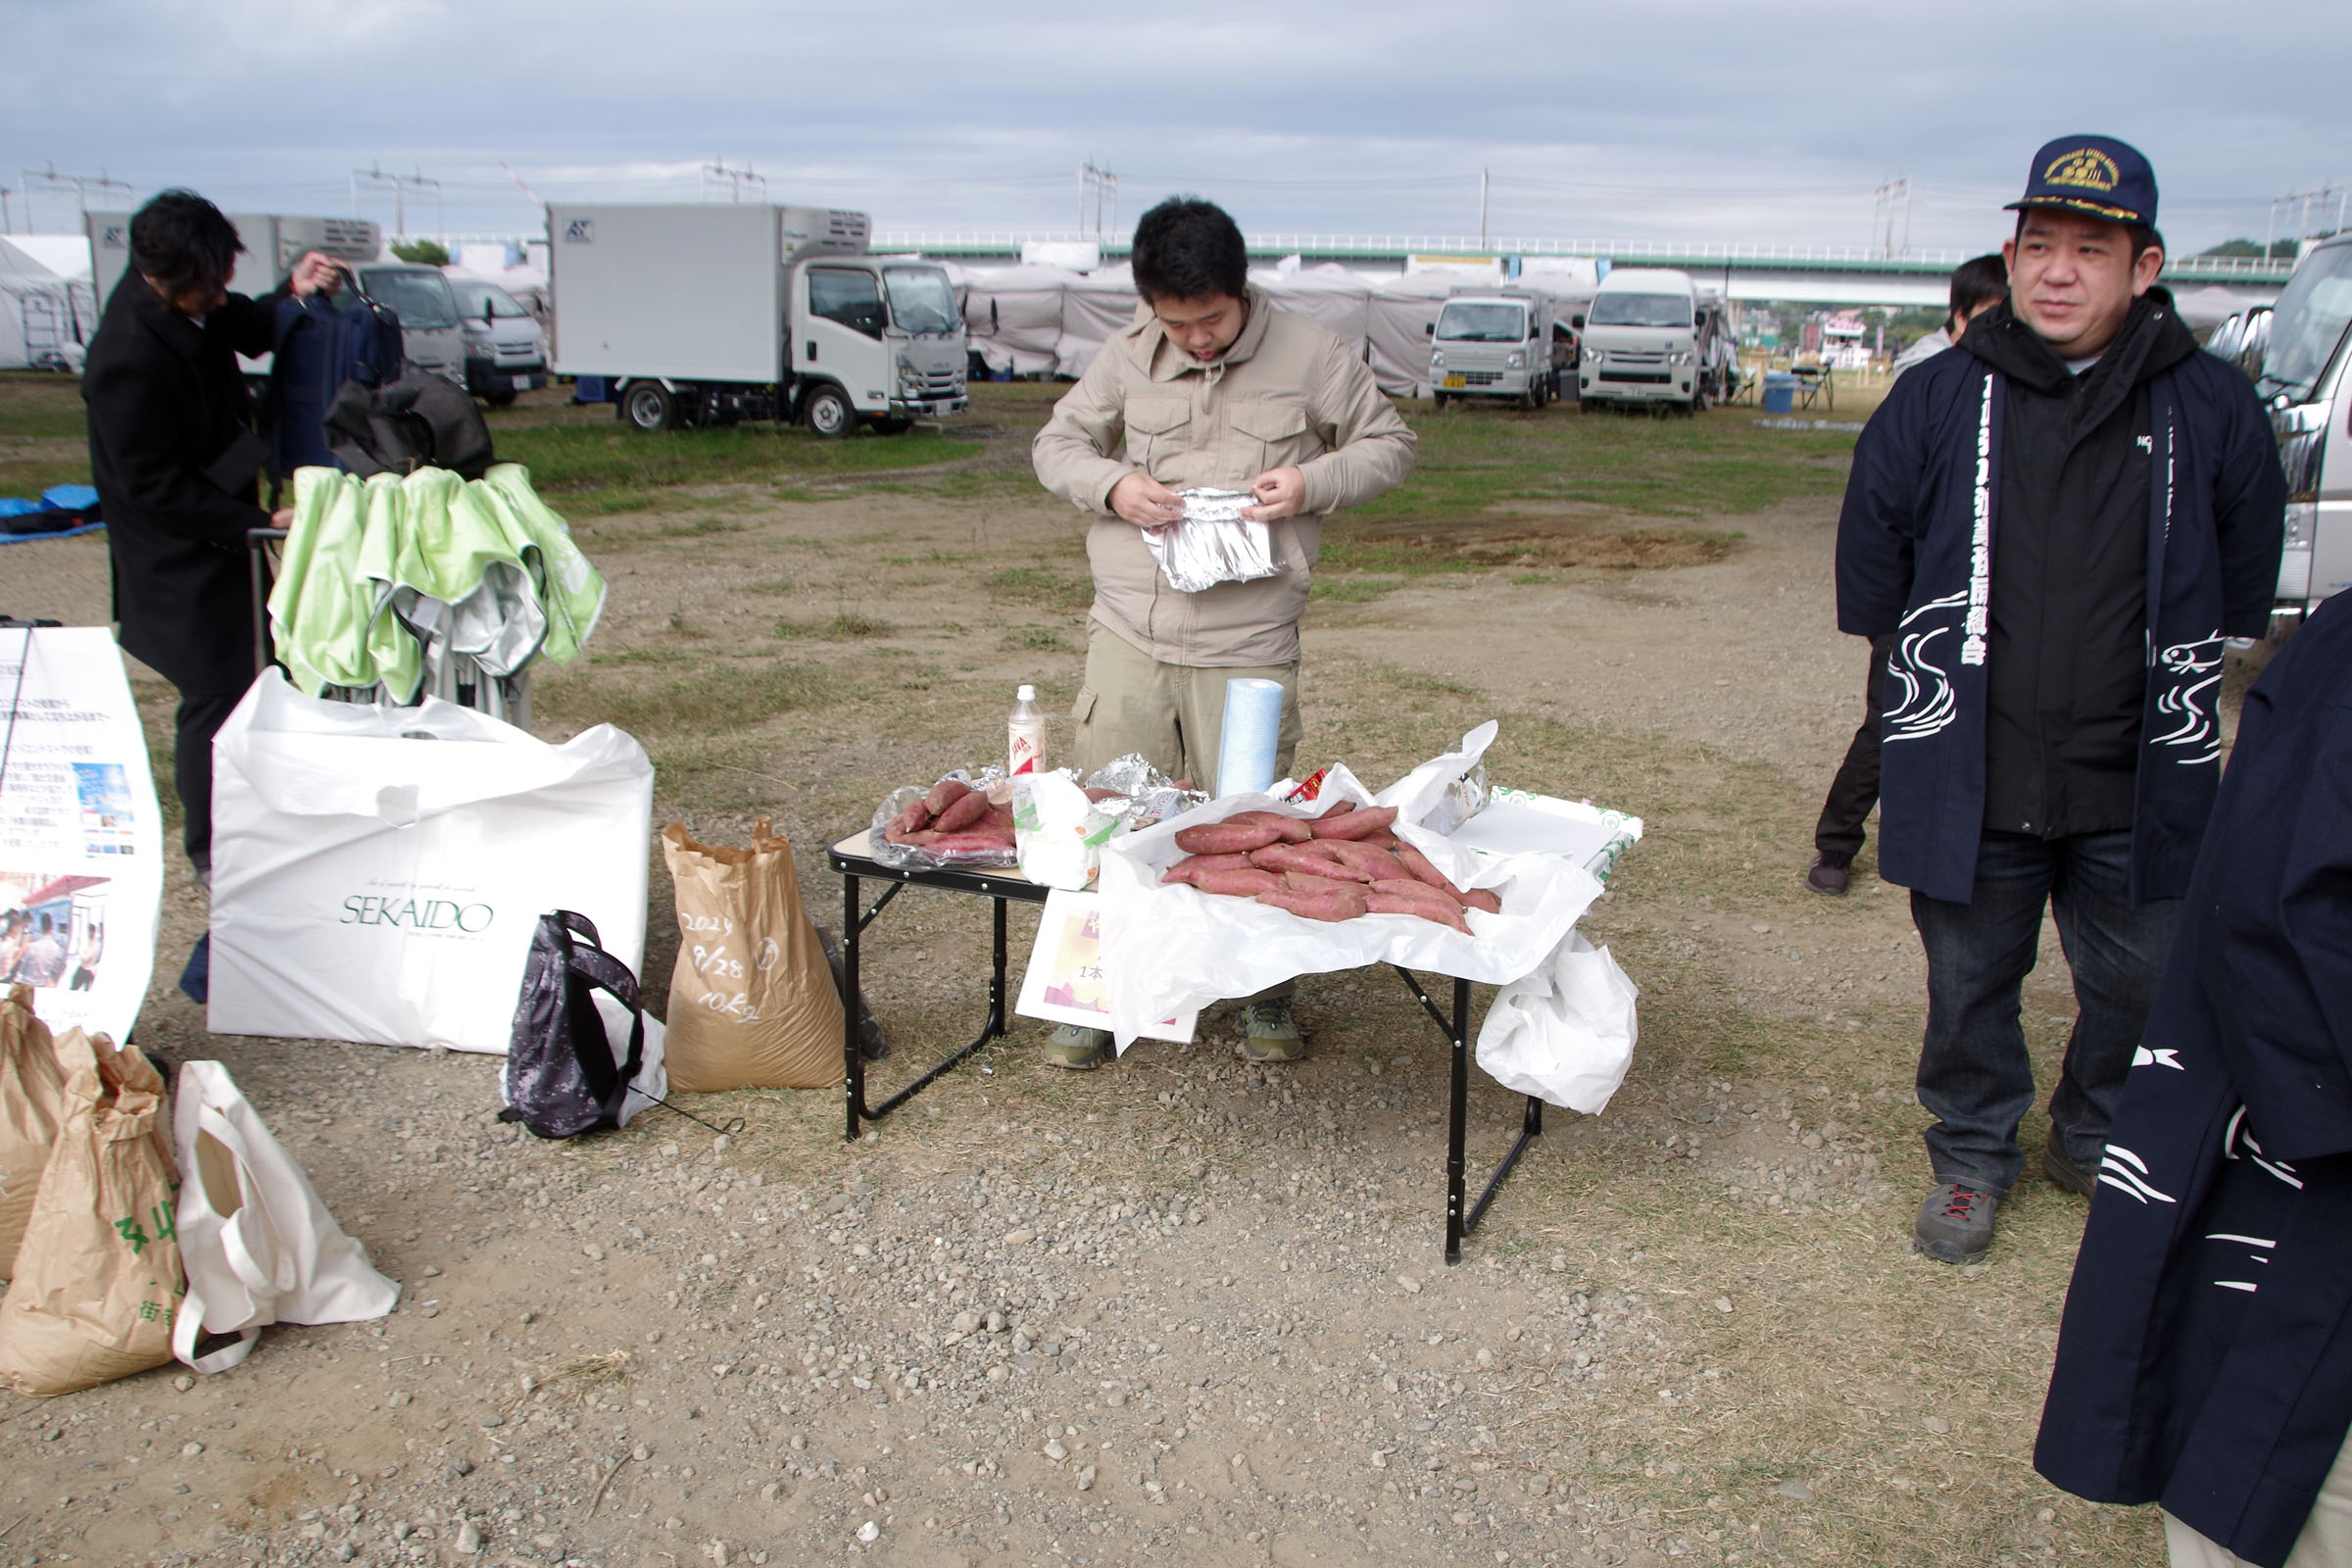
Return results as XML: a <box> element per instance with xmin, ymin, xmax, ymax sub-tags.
<box><xmin>1475</xmin><ymin>932</ymin><xmax>1640</xmax><ymax>1114</ymax></box>
<box><xmin>208</xmin><ymin>672</ymin><xmax>654</xmax><ymax>1053</ymax></box>
<box><xmin>172</xmin><ymin>1060</ymin><xmax>399</xmax><ymax>1373</ymax></box>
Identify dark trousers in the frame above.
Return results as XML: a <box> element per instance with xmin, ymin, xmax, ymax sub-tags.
<box><xmin>1814</xmin><ymin>633</ymin><xmax>1896</xmax><ymax>862</ymax></box>
<box><xmin>1910</xmin><ymin>829</ymin><xmax>2180</xmax><ymax>1190</ymax></box>
<box><xmin>173</xmin><ymin>689</ymin><xmax>245</xmax><ymax>875</ymax></box>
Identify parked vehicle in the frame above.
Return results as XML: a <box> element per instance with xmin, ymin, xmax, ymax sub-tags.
<box><xmin>1575</xmin><ymin>268</ymin><xmax>1714</xmax><ymax>413</ymax></box>
<box><xmin>450</xmin><ymin>277</ymin><xmax>549</xmax><ymax>406</ymax></box>
<box><xmin>2259</xmin><ymin>232</ymin><xmax>2352</xmax><ymax>625</ymax></box>
<box><xmin>354</xmin><ymin>264</ymin><xmax>468</xmax><ymax>386</ymax></box>
<box><xmin>547</xmin><ymin>203</ymin><xmax>967</xmax><ymax>436</ymax></box>
<box><xmin>1428</xmin><ymin>289</ymin><xmax>1563</xmax><ymax>411</ymax></box>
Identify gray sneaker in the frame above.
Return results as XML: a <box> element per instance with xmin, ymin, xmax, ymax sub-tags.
<box><xmin>1913</xmin><ymin>1180</ymin><xmax>2001</xmax><ymax>1264</ymax></box>
<box><xmin>1043</xmin><ymin>1025</ymin><xmax>1110</xmax><ymax>1070</ymax></box>
<box><xmin>1237</xmin><ymin>999</ymin><xmax>1305</xmax><ymax>1063</ymax></box>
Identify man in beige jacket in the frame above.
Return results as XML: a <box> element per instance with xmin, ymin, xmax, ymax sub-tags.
<box><xmin>1033</xmin><ymin>197</ymin><xmax>1418</xmax><ymax>1067</ymax></box>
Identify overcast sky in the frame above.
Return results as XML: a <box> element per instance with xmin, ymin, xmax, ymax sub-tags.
<box><xmin>7</xmin><ymin>0</ymin><xmax>2348</xmax><ymax>257</ymax></box>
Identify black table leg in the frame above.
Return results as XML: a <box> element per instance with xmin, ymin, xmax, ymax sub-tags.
<box><xmin>843</xmin><ymin>872</ymin><xmax>862</xmax><ymax>1143</ymax></box>
<box><xmin>839</xmin><ymin>874</ymin><xmax>1017</xmax><ymax>1137</ymax></box>
<box><xmin>1393</xmin><ymin>967</ymin><xmax>1544</xmax><ymax>1265</ymax></box>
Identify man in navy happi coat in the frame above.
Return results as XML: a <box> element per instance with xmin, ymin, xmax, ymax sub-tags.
<box><xmin>1836</xmin><ymin>134</ymin><xmax>2283</xmax><ymax>1262</ymax></box>
<box><xmin>2036</xmin><ymin>591</ymin><xmax>2352</xmax><ymax>1567</ymax></box>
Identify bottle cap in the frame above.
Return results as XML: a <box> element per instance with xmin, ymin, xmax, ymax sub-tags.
<box><xmin>1016</xmin><ymin>685</ymin><xmax>1036</xmax><ymax>702</ymax></box>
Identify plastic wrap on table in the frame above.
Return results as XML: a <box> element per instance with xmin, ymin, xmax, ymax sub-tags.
<box><xmin>1146</xmin><ymin>489</ymin><xmax>1286</xmax><ymax>594</ymax></box>
<box><xmin>866</xmin><ymin>767</ymin><xmax>1018</xmax><ymax>870</ymax></box>
<box><xmin>1082</xmin><ymin>754</ymin><xmax>1208</xmax><ymax>829</ymax></box>
<box><xmin>1012</xmin><ymin>770</ymin><xmax>1126</xmax><ymax>890</ymax></box>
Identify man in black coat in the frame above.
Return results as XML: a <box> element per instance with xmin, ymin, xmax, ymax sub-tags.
<box><xmin>82</xmin><ymin>189</ymin><xmax>340</xmax><ymax>880</ymax></box>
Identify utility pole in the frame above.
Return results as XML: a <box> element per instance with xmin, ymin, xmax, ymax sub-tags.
<box><xmin>1077</xmin><ymin>162</ymin><xmax>1117</xmax><ymax>240</ymax></box>
<box><xmin>350</xmin><ymin>164</ymin><xmax>441</xmax><ymax>240</ymax></box>
<box><xmin>1873</xmin><ymin>176</ymin><xmax>1913</xmax><ymax>260</ymax></box>
<box><xmin>17</xmin><ymin>165</ymin><xmax>134</xmax><ymax>230</ymax></box>
<box><xmin>702</xmin><ymin>161</ymin><xmax>766</xmax><ymax>204</ymax></box>
<box><xmin>1478</xmin><ymin>167</ymin><xmax>1490</xmax><ymax>249</ymax></box>
<box><xmin>2270</xmin><ymin>183</ymin><xmax>2349</xmax><ymax>258</ymax></box>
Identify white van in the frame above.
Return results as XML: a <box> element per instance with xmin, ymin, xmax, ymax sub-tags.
<box><xmin>2261</xmin><ymin>230</ymin><xmax>2352</xmax><ymax>625</ymax></box>
<box><xmin>450</xmin><ymin>277</ymin><xmax>549</xmax><ymax>406</ymax></box>
<box><xmin>1577</xmin><ymin>268</ymin><xmax>1704</xmax><ymax>412</ymax></box>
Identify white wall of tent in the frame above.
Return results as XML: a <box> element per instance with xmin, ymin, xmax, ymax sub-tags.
<box><xmin>939</xmin><ymin>259</ymin><xmax>1599</xmax><ymax>399</ymax></box>
<box><xmin>0</xmin><ymin>236</ymin><xmax>99</xmax><ymax>373</ymax></box>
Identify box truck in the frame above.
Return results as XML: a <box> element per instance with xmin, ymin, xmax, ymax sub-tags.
<box><xmin>546</xmin><ymin>203</ymin><xmax>967</xmax><ymax>435</ymax></box>
<box><xmin>2261</xmin><ymin>229</ymin><xmax>2352</xmax><ymax>627</ymax></box>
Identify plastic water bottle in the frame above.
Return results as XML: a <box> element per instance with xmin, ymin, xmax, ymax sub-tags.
<box><xmin>1008</xmin><ymin>685</ymin><xmax>1045</xmax><ymax>776</ymax></box>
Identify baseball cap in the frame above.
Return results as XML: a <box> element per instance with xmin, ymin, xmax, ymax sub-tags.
<box><xmin>2006</xmin><ymin>135</ymin><xmax>2158</xmax><ymax>227</ymax></box>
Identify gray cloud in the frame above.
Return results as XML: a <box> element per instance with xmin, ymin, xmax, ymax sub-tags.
<box><xmin>7</xmin><ymin>0</ymin><xmax>2346</xmax><ymax>253</ymax></box>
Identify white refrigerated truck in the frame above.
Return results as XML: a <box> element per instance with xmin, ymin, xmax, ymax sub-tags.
<box><xmin>546</xmin><ymin>202</ymin><xmax>967</xmax><ymax>436</ymax></box>
<box><xmin>85</xmin><ymin>211</ymin><xmax>386</xmax><ymax>379</ymax></box>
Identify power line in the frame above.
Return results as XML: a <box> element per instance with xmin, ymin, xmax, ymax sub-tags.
<box><xmin>13</xmin><ymin>164</ymin><xmax>133</xmax><ymax>232</ymax></box>
<box><xmin>349</xmin><ymin>164</ymin><xmax>442</xmax><ymax>238</ymax></box>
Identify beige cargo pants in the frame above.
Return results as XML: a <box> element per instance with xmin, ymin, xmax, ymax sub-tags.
<box><xmin>1071</xmin><ymin>620</ymin><xmax>1302</xmax><ymax>789</ymax></box>
<box><xmin>1070</xmin><ymin>619</ymin><xmax>1303</xmax><ymax>1008</ymax></box>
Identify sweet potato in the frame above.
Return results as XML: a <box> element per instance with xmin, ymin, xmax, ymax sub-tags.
<box><xmin>883</xmin><ymin>822</ymin><xmax>937</xmax><ymax>847</ymax></box>
<box><xmin>1459</xmin><ymin>888</ymin><xmax>1502</xmax><ymax>915</ymax></box>
<box><xmin>925</xmin><ymin>829</ymin><xmax>1016</xmax><ymax>855</ymax></box>
<box><xmin>1317</xmin><ymin>840</ymin><xmax>1410</xmax><ymax>882</ymax></box>
<box><xmin>1224</xmin><ymin>810</ymin><xmax>1312</xmax><ymax>844</ymax></box>
<box><xmin>1308</xmin><ymin>805</ymin><xmax>1398</xmax><ymax>841</ymax></box>
<box><xmin>1393</xmin><ymin>841</ymin><xmax>1454</xmax><ymax>892</ymax></box>
<box><xmin>1256</xmin><ymin>886</ymin><xmax>1368</xmax><ymax>922</ymax></box>
<box><xmin>1083</xmin><ymin>786</ymin><xmax>1124</xmax><ymax>803</ymax></box>
<box><xmin>1283</xmin><ymin>870</ymin><xmax>1363</xmax><ymax>897</ymax></box>
<box><xmin>1372</xmin><ymin>876</ymin><xmax>1459</xmax><ymax>906</ymax></box>
<box><xmin>923</xmin><ymin>778</ymin><xmax>971</xmax><ymax>815</ymax></box>
<box><xmin>1314</xmin><ymin>800</ymin><xmax>1355</xmax><ymax>819</ymax></box>
<box><xmin>1250</xmin><ymin>841</ymin><xmax>1364</xmax><ymax>879</ymax></box>
<box><xmin>1365</xmin><ymin>888</ymin><xmax>1472</xmax><ymax>935</ymax></box>
<box><xmin>932</xmin><ymin>790</ymin><xmax>991</xmax><ymax>833</ymax></box>
<box><xmin>889</xmin><ymin>801</ymin><xmax>933</xmax><ymax>838</ymax></box>
<box><xmin>1161</xmin><ymin>852</ymin><xmax>1256</xmax><ymax>886</ymax></box>
<box><xmin>1174</xmin><ymin>821</ymin><xmax>1285</xmax><ymax>856</ymax></box>
<box><xmin>1194</xmin><ymin>867</ymin><xmax>1285</xmax><ymax>897</ymax></box>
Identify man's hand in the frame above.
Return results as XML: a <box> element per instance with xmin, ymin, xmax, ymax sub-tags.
<box><xmin>1109</xmin><ymin>471</ymin><xmax>1184</xmax><ymax>530</ymax></box>
<box><xmin>287</xmin><ymin>252</ymin><xmax>344</xmax><ymax>299</ymax></box>
<box><xmin>1241</xmin><ymin>466</ymin><xmax>1306</xmax><ymax>522</ymax></box>
<box><xmin>270</xmin><ymin>508</ymin><xmax>294</xmax><ymax>530</ymax></box>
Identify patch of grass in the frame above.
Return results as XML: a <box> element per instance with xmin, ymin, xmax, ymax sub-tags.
<box><xmin>749</xmin><ymin>577</ymin><xmax>797</xmax><ymax>595</ymax></box>
<box><xmin>1308</xmin><ymin>575</ymin><xmax>1401</xmax><ymax>603</ymax></box>
<box><xmin>492</xmin><ymin>423</ymin><xmax>978</xmax><ymax>516</ymax></box>
<box><xmin>1511</xmin><ymin>571</ymin><xmax>1552</xmax><ymax>586</ymax></box>
<box><xmin>774</xmin><ymin>610</ymin><xmax>892</xmax><ymax>641</ymax></box>
<box><xmin>536</xmin><ymin>659</ymin><xmax>838</xmax><ymax>737</ymax></box>
<box><xmin>656</xmin><ymin>515</ymin><xmax>745</xmax><ymax>538</ymax></box>
<box><xmin>1003</xmin><ymin>624</ymin><xmax>1071</xmax><ymax>652</ymax></box>
<box><xmin>986</xmin><ymin>565</ymin><xmax>1095</xmax><ymax>611</ymax></box>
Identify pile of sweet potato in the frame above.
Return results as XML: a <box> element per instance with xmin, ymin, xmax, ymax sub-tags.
<box><xmin>883</xmin><ymin>778</ymin><xmax>1017</xmax><ymax>853</ymax></box>
<box><xmin>1160</xmin><ymin>801</ymin><xmax>1500</xmax><ymax>935</ymax></box>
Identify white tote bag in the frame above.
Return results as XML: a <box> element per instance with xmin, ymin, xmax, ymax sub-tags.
<box><xmin>172</xmin><ymin>1060</ymin><xmax>400</xmax><ymax>1373</ymax></box>
<box><xmin>208</xmin><ymin>671</ymin><xmax>655</xmax><ymax>1054</ymax></box>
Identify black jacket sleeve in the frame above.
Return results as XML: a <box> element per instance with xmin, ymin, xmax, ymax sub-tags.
<box><xmin>82</xmin><ymin>350</ymin><xmax>270</xmax><ymax>548</ymax></box>
<box><xmin>1836</xmin><ymin>376</ymin><xmax>1928</xmax><ymax>637</ymax></box>
<box><xmin>2207</xmin><ymin>367</ymin><xmax>2287</xmax><ymax>637</ymax></box>
<box><xmin>212</xmin><ymin>288</ymin><xmax>284</xmax><ymax>362</ymax></box>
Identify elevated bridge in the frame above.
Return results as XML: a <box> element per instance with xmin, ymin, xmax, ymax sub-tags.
<box><xmin>874</xmin><ymin>231</ymin><xmax>2291</xmax><ymax>310</ymax></box>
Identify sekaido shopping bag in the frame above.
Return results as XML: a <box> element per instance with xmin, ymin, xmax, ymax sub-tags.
<box><xmin>207</xmin><ymin>671</ymin><xmax>654</xmax><ymax>1054</ymax></box>
<box><xmin>172</xmin><ymin>1060</ymin><xmax>399</xmax><ymax>1373</ymax></box>
<box><xmin>0</xmin><ymin>1028</ymin><xmax>182</xmax><ymax>1396</ymax></box>
<box><xmin>0</xmin><ymin>985</ymin><xmax>70</xmax><ymax>1278</ymax></box>
<box><xmin>660</xmin><ymin>820</ymin><xmax>844</xmax><ymax>1091</ymax></box>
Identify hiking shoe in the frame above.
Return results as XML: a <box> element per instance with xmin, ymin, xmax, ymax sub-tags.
<box><xmin>1237</xmin><ymin>1000</ymin><xmax>1305</xmax><ymax>1063</ymax></box>
<box><xmin>1805</xmin><ymin>855</ymin><xmax>1851</xmax><ymax>896</ymax></box>
<box><xmin>2042</xmin><ymin>1128</ymin><xmax>2098</xmax><ymax>1197</ymax></box>
<box><xmin>1913</xmin><ymin>1180</ymin><xmax>2001</xmax><ymax>1264</ymax></box>
<box><xmin>1043</xmin><ymin>1024</ymin><xmax>1110</xmax><ymax>1070</ymax></box>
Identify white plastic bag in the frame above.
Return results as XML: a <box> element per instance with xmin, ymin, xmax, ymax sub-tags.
<box><xmin>172</xmin><ymin>1060</ymin><xmax>400</xmax><ymax>1373</ymax></box>
<box><xmin>1013</xmin><ymin>770</ymin><xmax>1123</xmax><ymax>890</ymax></box>
<box><xmin>207</xmin><ymin>671</ymin><xmax>655</xmax><ymax>1054</ymax></box>
<box><xmin>1475</xmin><ymin>932</ymin><xmax>1639</xmax><ymax>1114</ymax></box>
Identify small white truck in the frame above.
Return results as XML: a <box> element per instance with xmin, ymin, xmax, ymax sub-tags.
<box><xmin>546</xmin><ymin>202</ymin><xmax>967</xmax><ymax>435</ymax></box>
<box><xmin>1427</xmin><ymin>288</ymin><xmax>1566</xmax><ymax>411</ymax></box>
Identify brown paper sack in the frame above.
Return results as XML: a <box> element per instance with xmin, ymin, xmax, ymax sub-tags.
<box><xmin>0</xmin><ymin>986</ymin><xmax>69</xmax><ymax>1278</ymax></box>
<box><xmin>661</xmin><ymin>819</ymin><xmax>845</xmax><ymax>1091</ymax></box>
<box><xmin>0</xmin><ymin>1028</ymin><xmax>183</xmax><ymax>1396</ymax></box>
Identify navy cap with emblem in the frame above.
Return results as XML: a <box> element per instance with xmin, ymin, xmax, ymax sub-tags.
<box><xmin>2005</xmin><ymin>134</ymin><xmax>2158</xmax><ymax>228</ymax></box>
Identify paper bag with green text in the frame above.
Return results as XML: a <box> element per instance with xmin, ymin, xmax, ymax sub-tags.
<box><xmin>0</xmin><ymin>985</ymin><xmax>69</xmax><ymax>1278</ymax></box>
<box><xmin>0</xmin><ymin>1028</ymin><xmax>183</xmax><ymax>1396</ymax></box>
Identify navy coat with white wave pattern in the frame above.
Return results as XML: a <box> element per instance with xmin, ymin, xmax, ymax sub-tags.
<box><xmin>1834</xmin><ymin>339</ymin><xmax>2281</xmax><ymax>904</ymax></box>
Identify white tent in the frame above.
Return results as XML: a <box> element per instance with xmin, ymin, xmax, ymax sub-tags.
<box><xmin>0</xmin><ymin>244</ymin><xmax>97</xmax><ymax>372</ymax></box>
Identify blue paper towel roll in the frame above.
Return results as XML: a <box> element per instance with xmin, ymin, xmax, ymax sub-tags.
<box><xmin>1216</xmin><ymin>677</ymin><xmax>1285</xmax><ymax>799</ymax></box>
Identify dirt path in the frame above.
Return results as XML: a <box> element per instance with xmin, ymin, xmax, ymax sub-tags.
<box><xmin>0</xmin><ymin>414</ymin><xmax>2196</xmax><ymax>1567</ymax></box>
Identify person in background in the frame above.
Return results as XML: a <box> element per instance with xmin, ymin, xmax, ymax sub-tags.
<box><xmin>2034</xmin><ymin>590</ymin><xmax>2352</xmax><ymax>1568</ymax></box>
<box><xmin>81</xmin><ymin>189</ymin><xmax>342</xmax><ymax>885</ymax></box>
<box><xmin>1032</xmin><ymin>196</ymin><xmax>1417</xmax><ymax>1068</ymax></box>
<box><xmin>1806</xmin><ymin>253</ymin><xmax>2012</xmax><ymax>898</ymax></box>
<box><xmin>11</xmin><ymin>914</ymin><xmax>66</xmax><ymax>988</ymax></box>
<box><xmin>1836</xmin><ymin>135</ymin><xmax>2282</xmax><ymax>1265</ymax></box>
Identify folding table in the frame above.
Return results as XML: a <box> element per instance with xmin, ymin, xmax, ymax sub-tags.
<box><xmin>827</xmin><ymin>831</ymin><xmax>1545</xmax><ymax>1263</ymax></box>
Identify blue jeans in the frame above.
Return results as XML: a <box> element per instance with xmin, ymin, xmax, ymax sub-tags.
<box><xmin>1910</xmin><ymin>830</ymin><xmax>2180</xmax><ymax>1190</ymax></box>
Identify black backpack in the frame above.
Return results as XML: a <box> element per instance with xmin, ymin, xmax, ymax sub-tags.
<box><xmin>501</xmin><ymin>910</ymin><xmax>648</xmax><ymax>1139</ymax></box>
<box><xmin>324</xmin><ymin>365</ymin><xmax>496</xmax><ymax>480</ymax></box>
